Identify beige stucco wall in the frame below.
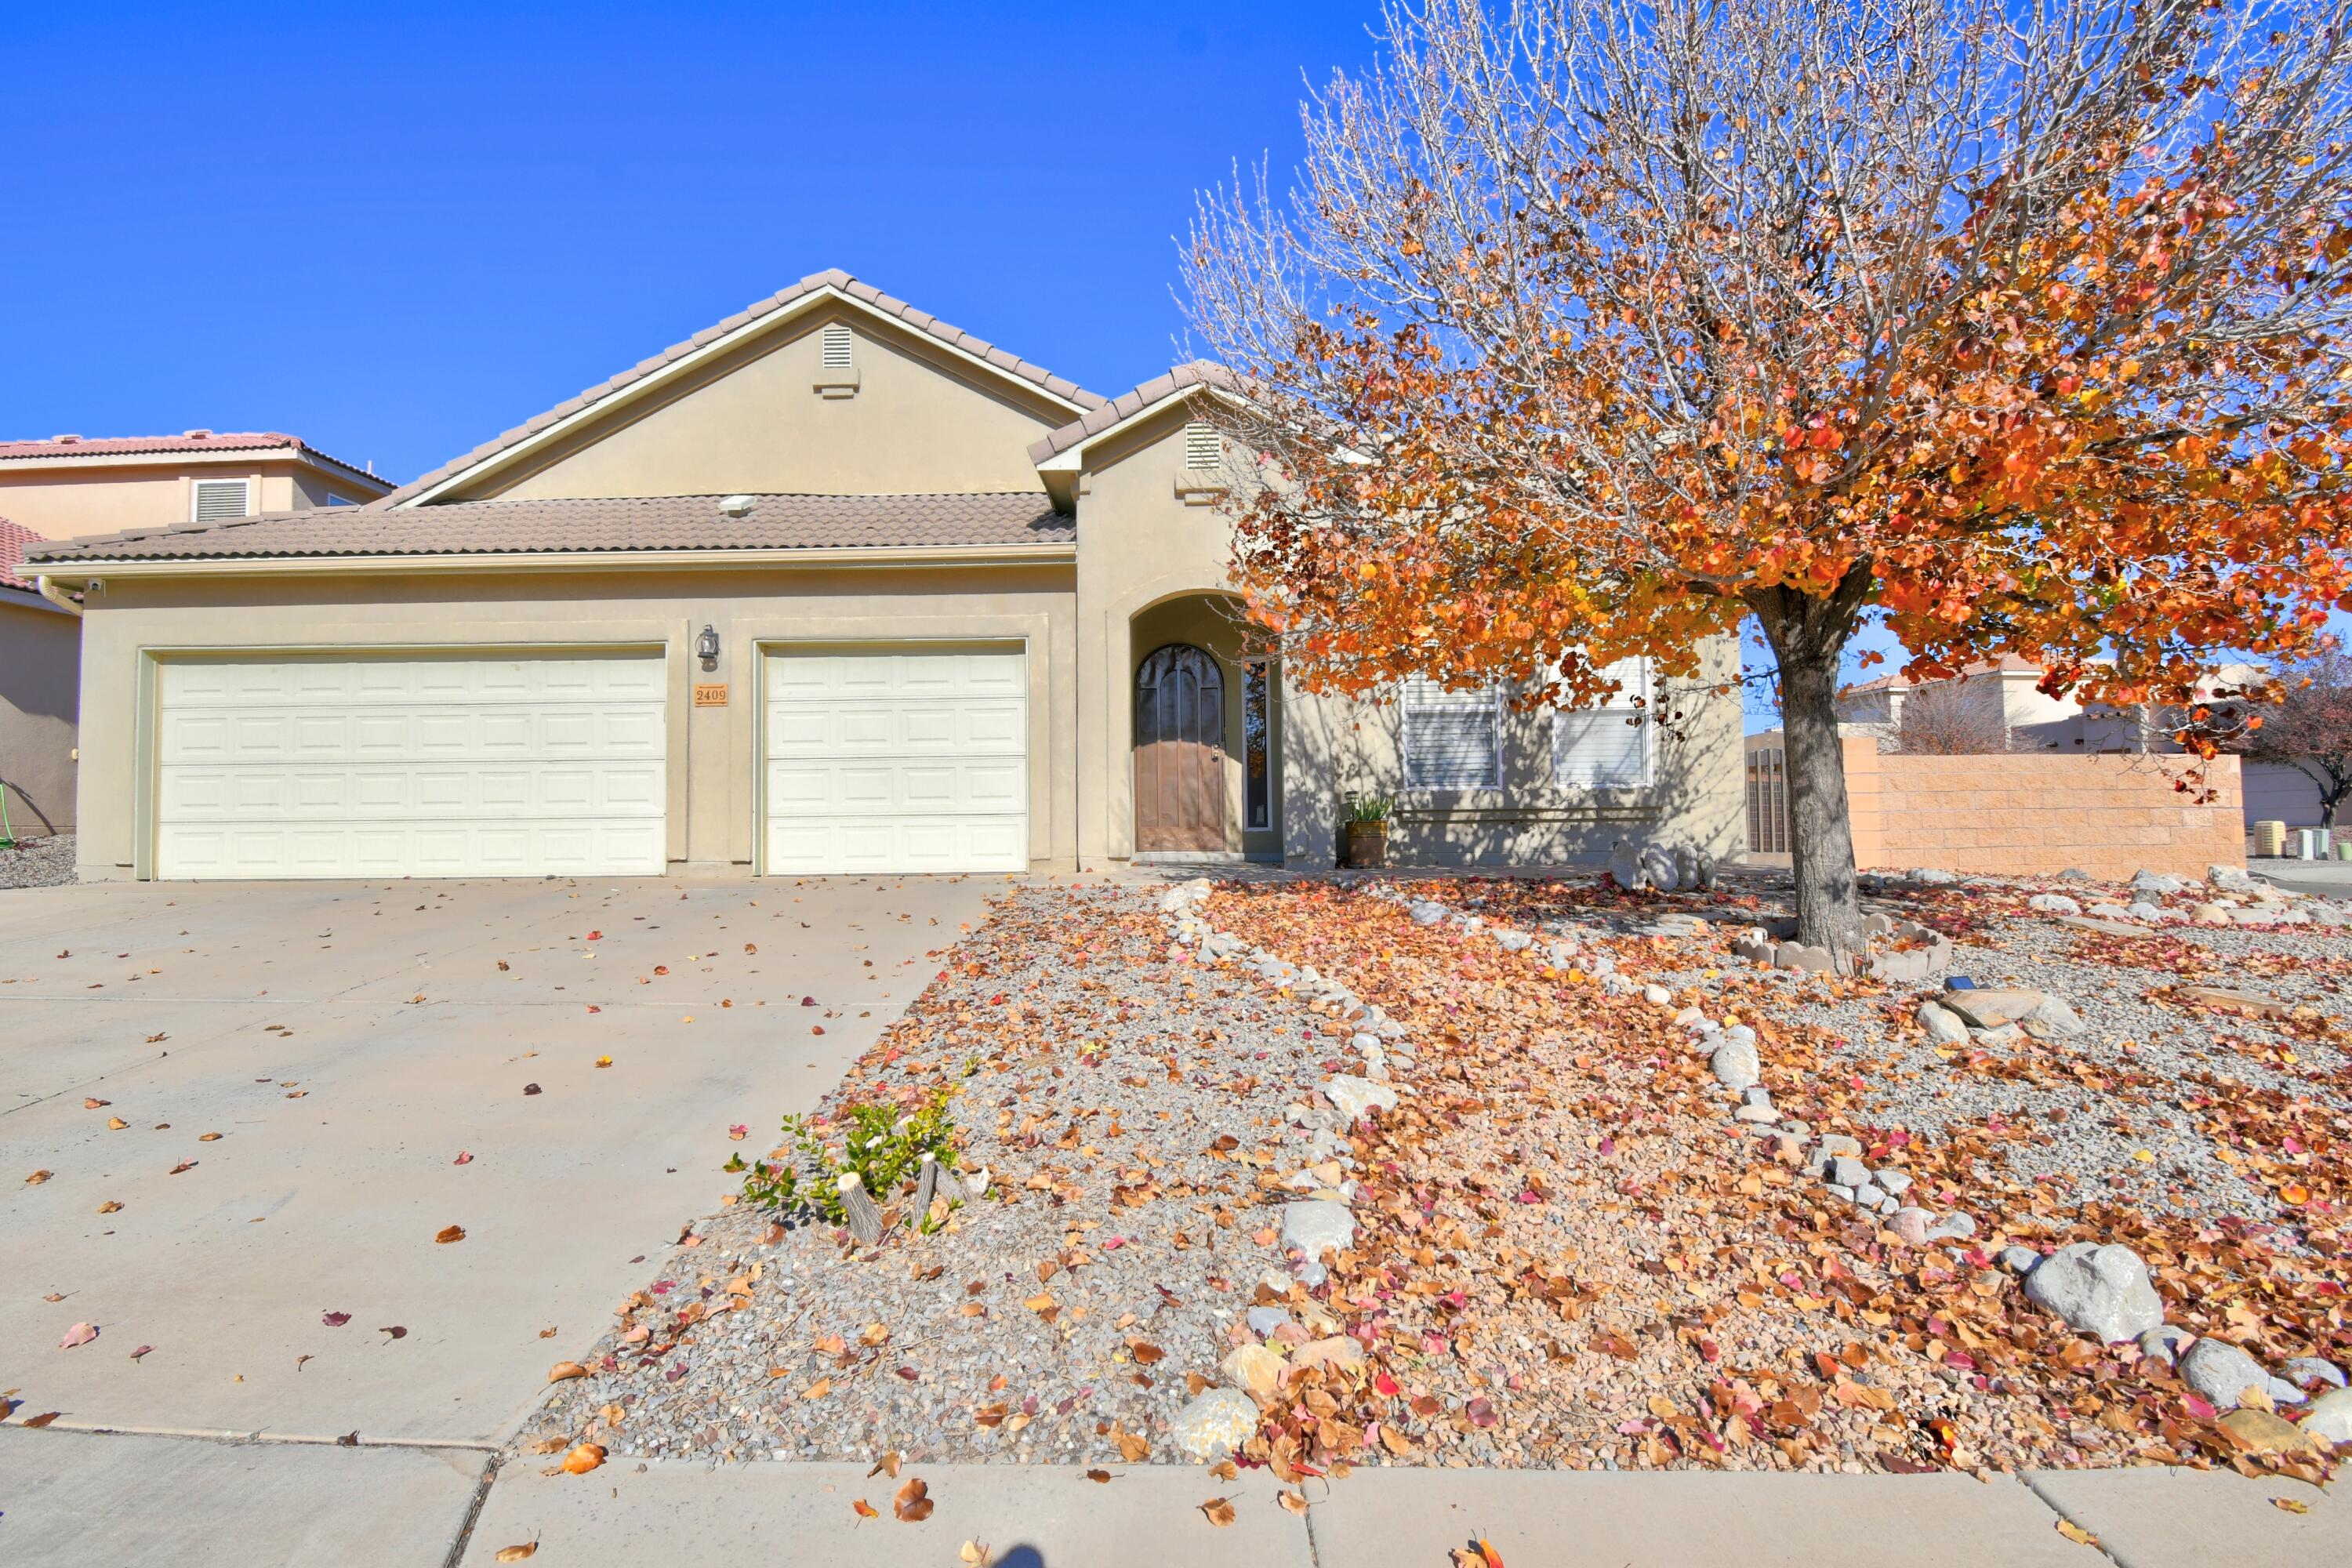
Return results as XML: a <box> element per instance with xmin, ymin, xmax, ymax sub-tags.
<box><xmin>1279</xmin><ymin>637</ymin><xmax>1748</xmax><ymax>869</ymax></box>
<box><xmin>0</xmin><ymin>462</ymin><xmax>378</xmax><ymax>539</ymax></box>
<box><xmin>1067</xmin><ymin>403</ymin><xmax>1744</xmax><ymax>870</ymax></box>
<box><xmin>1070</xmin><ymin>407</ymin><xmax>1266</xmax><ymax>863</ymax></box>
<box><xmin>467</xmin><ymin>312</ymin><xmax>1068</xmax><ymax>503</ymax></box>
<box><xmin>69</xmin><ymin>562</ymin><xmax>1079</xmax><ymax>880</ymax></box>
<box><xmin>0</xmin><ymin>594</ymin><xmax>79</xmax><ymax>836</ymax></box>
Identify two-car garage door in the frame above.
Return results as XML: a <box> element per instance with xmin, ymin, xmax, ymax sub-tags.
<box><xmin>156</xmin><ymin>654</ymin><xmax>667</xmax><ymax>880</ymax></box>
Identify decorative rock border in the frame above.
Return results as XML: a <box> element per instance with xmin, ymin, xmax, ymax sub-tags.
<box><xmin>1728</xmin><ymin>912</ymin><xmax>1954</xmax><ymax>982</ymax></box>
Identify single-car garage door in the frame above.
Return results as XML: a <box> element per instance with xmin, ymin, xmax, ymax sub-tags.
<box><xmin>763</xmin><ymin>646</ymin><xmax>1028</xmax><ymax>874</ymax></box>
<box><xmin>156</xmin><ymin>652</ymin><xmax>666</xmax><ymax>880</ymax></box>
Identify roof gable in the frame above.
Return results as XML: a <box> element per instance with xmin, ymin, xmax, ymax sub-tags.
<box><xmin>386</xmin><ymin>271</ymin><xmax>1105</xmax><ymax>508</ymax></box>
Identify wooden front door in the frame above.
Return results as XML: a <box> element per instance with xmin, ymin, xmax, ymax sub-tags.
<box><xmin>1134</xmin><ymin>644</ymin><xmax>1226</xmax><ymax>852</ymax></box>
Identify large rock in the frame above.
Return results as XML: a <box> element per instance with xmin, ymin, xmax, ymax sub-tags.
<box><xmin>1171</xmin><ymin>1387</ymin><xmax>1262</xmax><ymax>1460</ymax></box>
<box><xmin>1710</xmin><ymin>1036</ymin><xmax>1762</xmax><ymax>1091</ymax></box>
<box><xmin>2028</xmin><ymin>893</ymin><xmax>2082</xmax><ymax>915</ymax></box>
<box><xmin>2132</xmin><ymin>869</ymin><xmax>2194</xmax><ymax>897</ymax></box>
<box><xmin>2301</xmin><ymin>1386</ymin><xmax>2352</xmax><ymax>1445</ymax></box>
<box><xmin>1942</xmin><ymin>987</ymin><xmax>2078</xmax><ymax>1033</ymax></box>
<box><xmin>1323</xmin><ymin>1075</ymin><xmax>1400</xmax><ymax>1123</ymax></box>
<box><xmin>1291</xmin><ymin>1336</ymin><xmax>1367</xmax><ymax>1375</ymax></box>
<box><xmin>1608</xmin><ymin>840</ymin><xmax>1644</xmax><ymax>890</ymax></box>
<box><xmin>1640</xmin><ymin>843</ymin><xmax>1679</xmax><ymax>891</ymax></box>
<box><xmin>2023</xmin><ymin>1243</ymin><xmax>2165</xmax><ymax>1342</ymax></box>
<box><xmin>2179</xmin><ymin>1338</ymin><xmax>2271</xmax><ymax>1410</ymax></box>
<box><xmin>1407</xmin><ymin>900</ymin><xmax>1448</xmax><ymax>927</ymax></box>
<box><xmin>1674</xmin><ymin>841</ymin><xmax>1716</xmax><ymax>891</ymax></box>
<box><xmin>1219</xmin><ymin>1342</ymin><xmax>1287</xmax><ymax>1398</ymax></box>
<box><xmin>2019</xmin><ymin>995</ymin><xmax>2086</xmax><ymax>1040</ymax></box>
<box><xmin>2209</xmin><ymin>865</ymin><xmax>2264</xmax><ymax>895</ymax></box>
<box><xmin>1281</xmin><ymin>1200</ymin><xmax>1357</xmax><ymax>1263</ymax></box>
<box><xmin>1917</xmin><ymin>1001</ymin><xmax>1969</xmax><ymax>1045</ymax></box>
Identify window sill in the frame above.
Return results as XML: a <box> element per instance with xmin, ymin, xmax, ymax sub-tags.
<box><xmin>813</xmin><ymin>371</ymin><xmax>860</xmax><ymax>399</ymax></box>
<box><xmin>1173</xmin><ymin>476</ymin><xmax>1228</xmax><ymax>506</ymax></box>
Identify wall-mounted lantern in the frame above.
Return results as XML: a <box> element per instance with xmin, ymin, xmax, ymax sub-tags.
<box><xmin>697</xmin><ymin>624</ymin><xmax>721</xmax><ymax>671</ymax></box>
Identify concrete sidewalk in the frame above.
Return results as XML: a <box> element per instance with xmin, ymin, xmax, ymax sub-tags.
<box><xmin>448</xmin><ymin>1457</ymin><xmax>2341</xmax><ymax>1568</ymax></box>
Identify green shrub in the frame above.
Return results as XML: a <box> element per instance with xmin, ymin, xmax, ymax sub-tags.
<box><xmin>730</xmin><ymin>1087</ymin><xmax>962</xmax><ymax>1229</ymax></box>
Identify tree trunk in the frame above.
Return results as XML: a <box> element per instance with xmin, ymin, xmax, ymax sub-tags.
<box><xmin>1748</xmin><ymin>572</ymin><xmax>1872</xmax><ymax>959</ymax></box>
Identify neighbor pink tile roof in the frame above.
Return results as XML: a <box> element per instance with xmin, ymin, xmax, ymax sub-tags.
<box><xmin>373</xmin><ymin>270</ymin><xmax>1108</xmax><ymax>508</ymax></box>
<box><xmin>26</xmin><ymin>492</ymin><xmax>1074</xmax><ymax>564</ymax></box>
<box><xmin>0</xmin><ymin>430</ymin><xmax>386</xmax><ymax>483</ymax></box>
<box><xmin>1028</xmin><ymin>363</ymin><xmax>1238</xmax><ymax>463</ymax></box>
<box><xmin>1</xmin><ymin>516</ymin><xmax>45</xmax><ymax>592</ymax></box>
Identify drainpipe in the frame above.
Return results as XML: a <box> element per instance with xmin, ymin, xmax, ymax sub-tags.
<box><xmin>35</xmin><ymin>575</ymin><xmax>82</xmax><ymax>617</ymax></box>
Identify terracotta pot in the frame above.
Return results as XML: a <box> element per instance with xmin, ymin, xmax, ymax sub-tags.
<box><xmin>1345</xmin><ymin>819</ymin><xmax>1389</xmax><ymax>869</ymax></box>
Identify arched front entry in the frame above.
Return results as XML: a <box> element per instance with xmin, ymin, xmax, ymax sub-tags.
<box><xmin>1134</xmin><ymin>644</ymin><xmax>1225</xmax><ymax>852</ymax></box>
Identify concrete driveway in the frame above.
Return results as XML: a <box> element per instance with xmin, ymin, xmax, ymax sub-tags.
<box><xmin>1</xmin><ymin>872</ymin><xmax>1000</xmax><ymax>1566</ymax></box>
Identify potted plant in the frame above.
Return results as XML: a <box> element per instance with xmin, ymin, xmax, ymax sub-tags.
<box><xmin>1344</xmin><ymin>793</ymin><xmax>1394</xmax><ymax>868</ymax></box>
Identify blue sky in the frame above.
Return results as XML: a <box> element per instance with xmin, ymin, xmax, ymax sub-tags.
<box><xmin>0</xmin><ymin>2</ymin><xmax>1377</xmax><ymax>481</ymax></box>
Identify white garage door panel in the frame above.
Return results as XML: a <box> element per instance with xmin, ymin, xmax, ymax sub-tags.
<box><xmin>763</xmin><ymin>648</ymin><xmax>1028</xmax><ymax>874</ymax></box>
<box><xmin>157</xmin><ymin>654</ymin><xmax>666</xmax><ymax>880</ymax></box>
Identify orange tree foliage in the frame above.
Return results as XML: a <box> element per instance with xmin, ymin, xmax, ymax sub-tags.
<box><xmin>1185</xmin><ymin>0</ymin><xmax>2352</xmax><ymax>927</ymax></box>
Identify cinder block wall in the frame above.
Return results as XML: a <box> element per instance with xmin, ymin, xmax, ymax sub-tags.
<box><xmin>1846</xmin><ymin>750</ymin><xmax>2244</xmax><ymax>878</ymax></box>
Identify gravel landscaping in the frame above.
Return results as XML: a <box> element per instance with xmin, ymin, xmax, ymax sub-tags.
<box><xmin>518</xmin><ymin>862</ymin><xmax>2351</xmax><ymax>1487</ymax></box>
<box><xmin>0</xmin><ymin>833</ymin><xmax>74</xmax><ymax>891</ymax></box>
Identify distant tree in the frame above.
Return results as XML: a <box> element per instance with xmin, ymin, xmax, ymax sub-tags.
<box><xmin>1182</xmin><ymin>0</ymin><xmax>2352</xmax><ymax>959</ymax></box>
<box><xmin>1893</xmin><ymin>680</ymin><xmax>2017</xmax><ymax>756</ymax></box>
<box><xmin>2234</xmin><ymin>650</ymin><xmax>2352</xmax><ymax>829</ymax></box>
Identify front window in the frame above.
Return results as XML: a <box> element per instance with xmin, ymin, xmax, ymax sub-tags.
<box><xmin>1552</xmin><ymin>657</ymin><xmax>1653</xmax><ymax>787</ymax></box>
<box><xmin>1401</xmin><ymin>675</ymin><xmax>1501</xmax><ymax>789</ymax></box>
<box><xmin>1244</xmin><ymin>659</ymin><xmax>1272</xmax><ymax>829</ymax></box>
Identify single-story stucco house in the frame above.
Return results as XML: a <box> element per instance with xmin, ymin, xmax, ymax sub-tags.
<box><xmin>26</xmin><ymin>271</ymin><xmax>1741</xmax><ymax>882</ymax></box>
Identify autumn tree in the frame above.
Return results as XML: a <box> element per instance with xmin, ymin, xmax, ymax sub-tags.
<box><xmin>2234</xmin><ymin>648</ymin><xmax>2352</xmax><ymax>828</ymax></box>
<box><xmin>1183</xmin><ymin>0</ymin><xmax>2352</xmax><ymax>955</ymax></box>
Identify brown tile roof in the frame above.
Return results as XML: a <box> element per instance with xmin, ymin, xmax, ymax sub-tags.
<box><xmin>0</xmin><ymin>430</ymin><xmax>387</xmax><ymax>484</ymax></box>
<box><xmin>26</xmin><ymin>493</ymin><xmax>1073</xmax><ymax>565</ymax></box>
<box><xmin>1028</xmin><ymin>363</ymin><xmax>1236</xmax><ymax>463</ymax></box>
<box><xmin>375</xmin><ymin>270</ymin><xmax>1108</xmax><ymax>508</ymax></box>
<box><xmin>2</xmin><ymin>517</ymin><xmax>46</xmax><ymax>593</ymax></box>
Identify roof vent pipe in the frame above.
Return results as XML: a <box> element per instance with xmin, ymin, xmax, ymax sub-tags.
<box><xmin>718</xmin><ymin>495</ymin><xmax>755</xmax><ymax>517</ymax></box>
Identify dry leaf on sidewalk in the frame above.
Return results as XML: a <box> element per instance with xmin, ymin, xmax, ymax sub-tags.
<box><xmin>2056</xmin><ymin>1519</ymin><xmax>2100</xmax><ymax>1548</ymax></box>
<box><xmin>1198</xmin><ymin>1497</ymin><xmax>1236</xmax><ymax>1527</ymax></box>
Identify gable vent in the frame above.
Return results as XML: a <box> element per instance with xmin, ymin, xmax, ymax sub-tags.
<box><xmin>1183</xmin><ymin>421</ymin><xmax>1221</xmax><ymax>470</ymax></box>
<box><xmin>819</xmin><ymin>322</ymin><xmax>854</xmax><ymax>370</ymax></box>
<box><xmin>192</xmin><ymin>478</ymin><xmax>251</xmax><ymax>522</ymax></box>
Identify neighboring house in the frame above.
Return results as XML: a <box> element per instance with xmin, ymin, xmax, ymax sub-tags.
<box><xmin>0</xmin><ymin>432</ymin><xmax>392</xmax><ymax>848</ymax></box>
<box><xmin>1</xmin><ymin>518</ymin><xmax>79</xmax><ymax>837</ymax></box>
<box><xmin>1835</xmin><ymin>656</ymin><xmax>2127</xmax><ymax>749</ymax></box>
<box><xmin>0</xmin><ymin>430</ymin><xmax>394</xmax><ymax>539</ymax></box>
<box><xmin>1833</xmin><ymin>655</ymin><xmax>2319</xmax><ymax>829</ymax></box>
<box><xmin>26</xmin><ymin>270</ymin><xmax>1741</xmax><ymax>883</ymax></box>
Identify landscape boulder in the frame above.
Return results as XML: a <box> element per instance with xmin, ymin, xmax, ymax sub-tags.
<box><xmin>2023</xmin><ymin>1243</ymin><xmax>2165</xmax><ymax>1342</ymax></box>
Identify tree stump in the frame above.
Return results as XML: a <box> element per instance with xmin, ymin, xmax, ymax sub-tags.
<box><xmin>838</xmin><ymin>1172</ymin><xmax>885</xmax><ymax>1247</ymax></box>
<box><xmin>911</xmin><ymin>1154</ymin><xmax>939</xmax><ymax>1227</ymax></box>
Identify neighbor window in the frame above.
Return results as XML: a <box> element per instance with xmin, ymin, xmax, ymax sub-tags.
<box><xmin>1552</xmin><ymin>657</ymin><xmax>1653</xmax><ymax>787</ymax></box>
<box><xmin>1183</xmin><ymin>421</ymin><xmax>1221</xmax><ymax>470</ymax></box>
<box><xmin>325</xmin><ymin>492</ymin><xmax>354</xmax><ymax>506</ymax></box>
<box><xmin>191</xmin><ymin>478</ymin><xmax>251</xmax><ymax>521</ymax></box>
<box><xmin>1401</xmin><ymin>675</ymin><xmax>1501</xmax><ymax>789</ymax></box>
<box><xmin>1244</xmin><ymin>659</ymin><xmax>1272</xmax><ymax>829</ymax></box>
<box><xmin>820</xmin><ymin>321</ymin><xmax>854</xmax><ymax>369</ymax></box>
